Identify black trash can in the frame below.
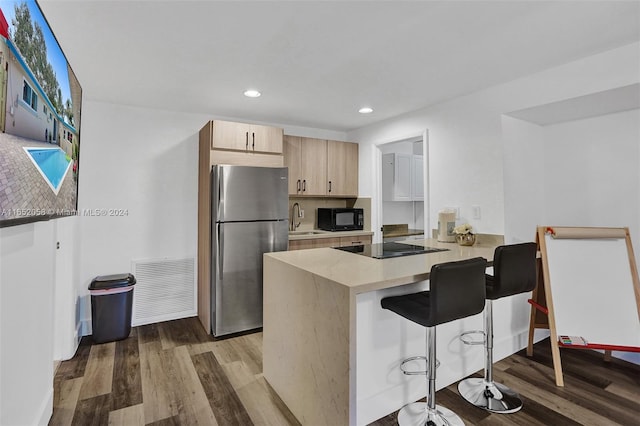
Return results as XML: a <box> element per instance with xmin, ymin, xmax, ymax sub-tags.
<box><xmin>88</xmin><ymin>273</ymin><xmax>136</xmax><ymax>344</ymax></box>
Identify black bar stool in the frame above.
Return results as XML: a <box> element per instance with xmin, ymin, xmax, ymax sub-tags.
<box><xmin>457</xmin><ymin>242</ymin><xmax>537</xmax><ymax>413</ymax></box>
<box><xmin>381</xmin><ymin>257</ymin><xmax>487</xmax><ymax>426</ymax></box>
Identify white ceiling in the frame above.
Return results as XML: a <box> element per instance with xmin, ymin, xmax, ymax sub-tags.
<box><xmin>38</xmin><ymin>0</ymin><xmax>640</xmax><ymax>132</ymax></box>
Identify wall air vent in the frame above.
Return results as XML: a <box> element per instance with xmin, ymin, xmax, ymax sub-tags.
<box><xmin>131</xmin><ymin>257</ymin><xmax>196</xmax><ymax>326</ymax></box>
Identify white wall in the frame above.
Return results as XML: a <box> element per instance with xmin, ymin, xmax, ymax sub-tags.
<box><xmin>76</xmin><ymin>100</ymin><xmax>349</xmax><ymax>334</ymax></box>
<box><xmin>1</xmin><ymin>221</ymin><xmax>55</xmax><ymax>426</ymax></box>
<box><xmin>351</xmin><ymin>93</ymin><xmax>509</xmax><ymax>238</ymax></box>
<box><xmin>505</xmin><ymin>109</ymin><xmax>640</xmax><ymax>365</ymax></box>
<box><xmin>349</xmin><ymin>42</ymin><xmax>640</xmax><ymax>372</ymax></box>
<box><xmin>544</xmin><ymin>109</ymin><xmax>640</xmax><ymax>233</ymax></box>
<box><xmin>349</xmin><ymin>42</ymin><xmax>640</xmax><ymax>240</ymax></box>
<box><xmin>0</xmin><ymin>99</ymin><xmax>349</xmax><ymax>424</ymax></box>
<box><xmin>551</xmin><ymin>110</ymin><xmax>640</xmax><ymax>365</ymax></box>
<box><xmin>75</xmin><ymin>102</ymin><xmax>208</xmax><ymax>332</ymax></box>
<box><xmin>501</xmin><ymin>116</ymin><xmax>546</xmax><ymax>243</ymax></box>
<box><xmin>504</xmin><ymin>108</ymin><xmax>640</xmax><ymax>260</ymax></box>
<box><xmin>1</xmin><ymin>38</ymin><xmax>638</xmax><ymax>425</ymax></box>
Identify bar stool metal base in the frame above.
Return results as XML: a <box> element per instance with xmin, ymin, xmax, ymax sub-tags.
<box><xmin>398</xmin><ymin>402</ymin><xmax>465</xmax><ymax>426</ymax></box>
<box><xmin>457</xmin><ymin>378</ymin><xmax>523</xmax><ymax>414</ymax></box>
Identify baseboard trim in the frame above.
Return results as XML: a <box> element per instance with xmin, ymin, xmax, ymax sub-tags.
<box><xmin>80</xmin><ymin>318</ymin><xmax>91</xmax><ymax>337</ymax></box>
<box><xmin>80</xmin><ymin>311</ymin><xmax>198</xmax><ymax>337</ymax></box>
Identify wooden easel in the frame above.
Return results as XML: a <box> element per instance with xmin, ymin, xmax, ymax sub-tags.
<box><xmin>527</xmin><ymin>226</ymin><xmax>640</xmax><ymax>386</ymax></box>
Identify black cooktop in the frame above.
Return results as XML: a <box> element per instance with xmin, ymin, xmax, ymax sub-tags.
<box><xmin>335</xmin><ymin>242</ymin><xmax>449</xmax><ymax>259</ymax></box>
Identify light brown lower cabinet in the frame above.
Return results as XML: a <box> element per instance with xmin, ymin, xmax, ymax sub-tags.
<box><xmin>339</xmin><ymin>235</ymin><xmax>371</xmax><ymax>246</ymax></box>
<box><xmin>288</xmin><ymin>235</ymin><xmax>372</xmax><ymax>251</ymax></box>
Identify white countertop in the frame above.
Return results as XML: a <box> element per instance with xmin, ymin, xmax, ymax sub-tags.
<box><xmin>266</xmin><ymin>238</ymin><xmax>496</xmax><ymax>294</ymax></box>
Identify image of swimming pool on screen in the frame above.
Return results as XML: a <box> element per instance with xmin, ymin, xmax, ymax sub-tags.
<box><xmin>23</xmin><ymin>147</ymin><xmax>72</xmax><ymax>195</ymax></box>
<box><xmin>0</xmin><ymin>0</ymin><xmax>82</xmax><ymax>226</ymax></box>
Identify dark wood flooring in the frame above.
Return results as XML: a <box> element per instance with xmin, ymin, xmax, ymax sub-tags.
<box><xmin>50</xmin><ymin>317</ymin><xmax>640</xmax><ymax>425</ymax></box>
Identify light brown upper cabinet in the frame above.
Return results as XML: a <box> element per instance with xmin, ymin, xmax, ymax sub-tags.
<box><xmin>210</xmin><ymin>120</ymin><xmax>283</xmax><ymax>154</ymax></box>
<box><xmin>284</xmin><ymin>136</ymin><xmax>359</xmax><ymax>197</ymax></box>
<box><xmin>284</xmin><ymin>136</ymin><xmax>328</xmax><ymax>196</ymax></box>
<box><xmin>327</xmin><ymin>140</ymin><xmax>358</xmax><ymax>197</ymax></box>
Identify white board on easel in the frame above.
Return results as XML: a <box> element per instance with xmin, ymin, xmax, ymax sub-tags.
<box><xmin>528</xmin><ymin>226</ymin><xmax>640</xmax><ymax>387</ymax></box>
<box><xmin>544</xmin><ymin>231</ymin><xmax>640</xmax><ymax>347</ymax></box>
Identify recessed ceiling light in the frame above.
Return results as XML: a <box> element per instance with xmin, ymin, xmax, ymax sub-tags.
<box><xmin>244</xmin><ymin>89</ymin><xmax>261</xmax><ymax>98</ymax></box>
<box><xmin>359</xmin><ymin>107</ymin><xmax>373</xmax><ymax>114</ymax></box>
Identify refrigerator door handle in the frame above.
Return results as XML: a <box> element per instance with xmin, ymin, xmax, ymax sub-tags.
<box><xmin>212</xmin><ymin>222</ymin><xmax>224</xmax><ymax>334</ymax></box>
<box><xmin>217</xmin><ymin>223</ymin><xmax>224</xmax><ymax>279</ymax></box>
<box><xmin>216</xmin><ymin>167</ymin><xmax>224</xmax><ymax>222</ymax></box>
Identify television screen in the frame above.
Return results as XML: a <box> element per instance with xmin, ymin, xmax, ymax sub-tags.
<box><xmin>0</xmin><ymin>0</ymin><xmax>81</xmax><ymax>227</ymax></box>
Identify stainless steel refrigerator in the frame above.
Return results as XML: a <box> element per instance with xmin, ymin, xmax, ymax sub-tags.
<box><xmin>211</xmin><ymin>165</ymin><xmax>289</xmax><ymax>337</ymax></box>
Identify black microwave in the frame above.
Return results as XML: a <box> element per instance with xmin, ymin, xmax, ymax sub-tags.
<box><xmin>317</xmin><ymin>208</ymin><xmax>364</xmax><ymax>231</ymax></box>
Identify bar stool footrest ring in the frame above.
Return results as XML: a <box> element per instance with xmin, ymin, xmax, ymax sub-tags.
<box><xmin>460</xmin><ymin>330</ymin><xmax>485</xmax><ymax>346</ymax></box>
<box><xmin>400</xmin><ymin>356</ymin><xmax>440</xmax><ymax>375</ymax></box>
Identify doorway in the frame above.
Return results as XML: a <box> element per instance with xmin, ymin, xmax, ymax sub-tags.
<box><xmin>374</xmin><ymin>130</ymin><xmax>429</xmax><ymax>243</ymax></box>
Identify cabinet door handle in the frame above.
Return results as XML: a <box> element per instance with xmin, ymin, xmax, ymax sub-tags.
<box><xmin>245</xmin><ymin>132</ymin><xmax>249</xmax><ymax>150</ymax></box>
<box><xmin>302</xmin><ymin>180</ymin><xmax>306</xmax><ymax>191</ymax></box>
<box><xmin>328</xmin><ymin>181</ymin><xmax>332</xmax><ymax>192</ymax></box>
<box><xmin>297</xmin><ymin>180</ymin><xmax>301</xmax><ymax>192</ymax></box>
<box><xmin>252</xmin><ymin>132</ymin><xmax>255</xmax><ymax>150</ymax></box>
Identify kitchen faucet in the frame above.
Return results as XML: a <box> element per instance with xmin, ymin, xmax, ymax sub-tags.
<box><xmin>291</xmin><ymin>203</ymin><xmax>301</xmax><ymax>231</ymax></box>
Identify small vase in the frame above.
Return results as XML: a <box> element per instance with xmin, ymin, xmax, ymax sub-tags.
<box><xmin>455</xmin><ymin>233</ymin><xmax>476</xmax><ymax>246</ymax></box>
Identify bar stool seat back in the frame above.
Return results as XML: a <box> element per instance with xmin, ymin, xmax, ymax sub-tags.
<box><xmin>458</xmin><ymin>242</ymin><xmax>538</xmax><ymax>414</ymax></box>
<box><xmin>381</xmin><ymin>257</ymin><xmax>488</xmax><ymax>426</ymax></box>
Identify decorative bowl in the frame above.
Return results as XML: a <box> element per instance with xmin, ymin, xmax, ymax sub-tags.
<box><xmin>455</xmin><ymin>233</ymin><xmax>476</xmax><ymax>246</ymax></box>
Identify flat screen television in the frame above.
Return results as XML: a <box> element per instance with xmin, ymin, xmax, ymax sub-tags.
<box><xmin>0</xmin><ymin>0</ymin><xmax>81</xmax><ymax>228</ymax></box>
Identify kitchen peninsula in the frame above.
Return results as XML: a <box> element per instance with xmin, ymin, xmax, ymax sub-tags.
<box><xmin>263</xmin><ymin>238</ymin><xmax>500</xmax><ymax>426</ymax></box>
